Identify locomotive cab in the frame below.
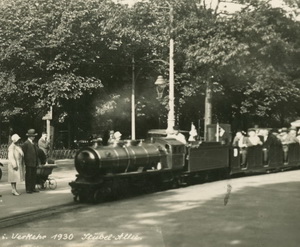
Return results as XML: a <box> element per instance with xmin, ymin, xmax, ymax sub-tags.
<box><xmin>147</xmin><ymin>130</ymin><xmax>186</xmax><ymax>170</ymax></box>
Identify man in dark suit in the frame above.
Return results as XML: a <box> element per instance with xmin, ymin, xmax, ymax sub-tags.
<box><xmin>260</xmin><ymin>128</ymin><xmax>281</xmax><ymax>165</ymax></box>
<box><xmin>22</xmin><ymin>129</ymin><xmax>39</xmax><ymax>193</ymax></box>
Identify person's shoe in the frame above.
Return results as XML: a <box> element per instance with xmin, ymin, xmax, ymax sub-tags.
<box><xmin>12</xmin><ymin>191</ymin><xmax>20</xmax><ymax>196</ymax></box>
<box><xmin>26</xmin><ymin>191</ymin><xmax>33</xmax><ymax>194</ymax></box>
<box><xmin>32</xmin><ymin>190</ymin><xmax>40</xmax><ymax>193</ymax></box>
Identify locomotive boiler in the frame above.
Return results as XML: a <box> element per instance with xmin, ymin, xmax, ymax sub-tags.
<box><xmin>75</xmin><ymin>140</ymin><xmax>161</xmax><ymax>177</ymax></box>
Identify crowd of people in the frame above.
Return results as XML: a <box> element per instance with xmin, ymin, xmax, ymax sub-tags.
<box><xmin>102</xmin><ymin>125</ymin><xmax>194</xmax><ymax>146</ymax></box>
<box><xmin>7</xmin><ymin>129</ymin><xmax>50</xmax><ymax>196</ymax></box>
<box><xmin>232</xmin><ymin>127</ymin><xmax>300</xmax><ymax>147</ymax></box>
<box><xmin>232</xmin><ymin>127</ymin><xmax>300</xmax><ymax>166</ymax></box>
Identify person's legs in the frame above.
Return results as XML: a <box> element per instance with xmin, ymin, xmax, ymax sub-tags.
<box><xmin>25</xmin><ymin>166</ymin><xmax>33</xmax><ymax>192</ymax></box>
<box><xmin>11</xmin><ymin>182</ymin><xmax>15</xmax><ymax>192</ymax></box>
<box><xmin>11</xmin><ymin>182</ymin><xmax>20</xmax><ymax>195</ymax></box>
<box><xmin>240</xmin><ymin>149</ymin><xmax>247</xmax><ymax>168</ymax></box>
<box><xmin>31</xmin><ymin>167</ymin><xmax>38</xmax><ymax>192</ymax></box>
<box><xmin>263</xmin><ymin>148</ymin><xmax>269</xmax><ymax>165</ymax></box>
<box><xmin>283</xmin><ymin>145</ymin><xmax>288</xmax><ymax>164</ymax></box>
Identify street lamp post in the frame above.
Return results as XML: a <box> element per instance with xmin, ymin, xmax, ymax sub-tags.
<box><xmin>154</xmin><ymin>2</ymin><xmax>175</xmax><ymax>133</ymax></box>
<box><xmin>168</xmin><ymin>3</ymin><xmax>175</xmax><ymax>133</ymax></box>
<box><xmin>131</xmin><ymin>56</ymin><xmax>136</xmax><ymax>140</ymax></box>
<box><xmin>204</xmin><ymin>80</ymin><xmax>212</xmax><ymax>141</ymax></box>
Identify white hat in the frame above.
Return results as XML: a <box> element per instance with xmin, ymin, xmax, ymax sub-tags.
<box><xmin>11</xmin><ymin>134</ymin><xmax>21</xmax><ymax>143</ymax></box>
<box><xmin>114</xmin><ymin>131</ymin><xmax>122</xmax><ymax>139</ymax></box>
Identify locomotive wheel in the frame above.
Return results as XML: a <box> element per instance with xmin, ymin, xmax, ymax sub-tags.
<box><xmin>79</xmin><ymin>193</ymin><xmax>88</xmax><ymax>203</ymax></box>
<box><xmin>171</xmin><ymin>177</ymin><xmax>180</xmax><ymax>189</ymax></box>
<box><xmin>36</xmin><ymin>183</ymin><xmax>42</xmax><ymax>190</ymax></box>
<box><xmin>144</xmin><ymin>182</ymin><xmax>156</xmax><ymax>194</ymax></box>
<box><xmin>116</xmin><ymin>182</ymin><xmax>129</xmax><ymax>198</ymax></box>
<box><xmin>93</xmin><ymin>186</ymin><xmax>112</xmax><ymax>203</ymax></box>
<box><xmin>36</xmin><ymin>181</ymin><xmax>46</xmax><ymax>190</ymax></box>
<box><xmin>93</xmin><ymin>189</ymin><xmax>104</xmax><ymax>203</ymax></box>
<box><xmin>73</xmin><ymin>195</ymin><xmax>79</xmax><ymax>202</ymax></box>
<box><xmin>48</xmin><ymin>179</ymin><xmax>57</xmax><ymax>190</ymax></box>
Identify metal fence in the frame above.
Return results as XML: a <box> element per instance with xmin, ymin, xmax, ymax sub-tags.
<box><xmin>0</xmin><ymin>144</ymin><xmax>8</xmax><ymax>159</ymax></box>
<box><xmin>49</xmin><ymin>149</ymin><xmax>77</xmax><ymax>160</ymax></box>
<box><xmin>0</xmin><ymin>144</ymin><xmax>77</xmax><ymax>160</ymax></box>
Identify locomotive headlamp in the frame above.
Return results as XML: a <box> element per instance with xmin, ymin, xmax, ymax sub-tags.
<box><xmin>154</xmin><ymin>75</ymin><xmax>167</xmax><ymax>99</ymax></box>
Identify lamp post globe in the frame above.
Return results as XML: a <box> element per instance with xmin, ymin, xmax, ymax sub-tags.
<box><xmin>154</xmin><ymin>76</ymin><xmax>167</xmax><ymax>99</ymax></box>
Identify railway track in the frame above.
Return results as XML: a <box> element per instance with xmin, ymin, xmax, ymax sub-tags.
<box><xmin>0</xmin><ymin>203</ymin><xmax>84</xmax><ymax>229</ymax></box>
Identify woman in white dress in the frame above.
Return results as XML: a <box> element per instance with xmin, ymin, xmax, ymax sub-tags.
<box><xmin>8</xmin><ymin>134</ymin><xmax>25</xmax><ymax>196</ymax></box>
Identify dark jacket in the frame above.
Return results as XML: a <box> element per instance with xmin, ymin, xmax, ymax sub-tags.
<box><xmin>22</xmin><ymin>139</ymin><xmax>38</xmax><ymax>167</ymax></box>
<box><xmin>262</xmin><ymin>134</ymin><xmax>281</xmax><ymax>148</ymax></box>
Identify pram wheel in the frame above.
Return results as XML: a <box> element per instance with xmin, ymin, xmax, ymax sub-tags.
<box><xmin>36</xmin><ymin>181</ymin><xmax>47</xmax><ymax>190</ymax></box>
<box><xmin>48</xmin><ymin>178</ymin><xmax>57</xmax><ymax>190</ymax></box>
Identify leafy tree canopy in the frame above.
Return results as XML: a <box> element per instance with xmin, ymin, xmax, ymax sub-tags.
<box><xmin>1</xmin><ymin>0</ymin><xmax>300</xmax><ymax>137</ymax></box>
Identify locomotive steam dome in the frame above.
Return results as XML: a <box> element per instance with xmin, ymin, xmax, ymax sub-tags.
<box><xmin>75</xmin><ymin>148</ymin><xmax>99</xmax><ymax>177</ymax></box>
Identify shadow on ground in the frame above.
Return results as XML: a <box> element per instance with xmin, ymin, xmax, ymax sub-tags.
<box><xmin>1</xmin><ymin>171</ymin><xmax>300</xmax><ymax>247</ymax></box>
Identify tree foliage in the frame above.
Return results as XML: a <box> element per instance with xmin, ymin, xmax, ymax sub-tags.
<box><xmin>0</xmin><ymin>0</ymin><xmax>125</xmax><ymax>117</ymax></box>
<box><xmin>1</xmin><ymin>0</ymin><xmax>300</xmax><ymax>138</ymax></box>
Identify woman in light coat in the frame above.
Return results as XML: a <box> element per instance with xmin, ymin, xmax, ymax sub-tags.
<box><xmin>8</xmin><ymin>134</ymin><xmax>25</xmax><ymax>195</ymax></box>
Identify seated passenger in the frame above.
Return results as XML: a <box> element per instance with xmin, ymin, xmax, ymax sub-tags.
<box><xmin>167</xmin><ymin>126</ymin><xmax>187</xmax><ymax>144</ymax></box>
<box><xmin>259</xmin><ymin>128</ymin><xmax>280</xmax><ymax>165</ymax></box>
<box><xmin>108</xmin><ymin>131</ymin><xmax>122</xmax><ymax>146</ymax></box>
<box><xmin>286</xmin><ymin>127</ymin><xmax>300</xmax><ymax>144</ymax></box>
<box><xmin>90</xmin><ymin>135</ymin><xmax>103</xmax><ymax>148</ymax></box>
<box><xmin>114</xmin><ymin>131</ymin><xmax>122</xmax><ymax>141</ymax></box>
<box><xmin>107</xmin><ymin>130</ymin><xmax>115</xmax><ymax>145</ymax></box>
<box><xmin>278</xmin><ymin>128</ymin><xmax>288</xmax><ymax>143</ymax></box>
<box><xmin>260</xmin><ymin>128</ymin><xmax>280</xmax><ymax>147</ymax></box>
<box><xmin>297</xmin><ymin>129</ymin><xmax>300</xmax><ymax>143</ymax></box>
<box><xmin>270</xmin><ymin>128</ymin><xmax>280</xmax><ymax>139</ymax></box>
<box><xmin>245</xmin><ymin>128</ymin><xmax>262</xmax><ymax>147</ymax></box>
<box><xmin>232</xmin><ymin>131</ymin><xmax>247</xmax><ymax>167</ymax></box>
<box><xmin>278</xmin><ymin>127</ymin><xmax>297</xmax><ymax>164</ymax></box>
<box><xmin>232</xmin><ymin>131</ymin><xmax>247</xmax><ymax>148</ymax></box>
<box><xmin>279</xmin><ymin>127</ymin><xmax>299</xmax><ymax>144</ymax></box>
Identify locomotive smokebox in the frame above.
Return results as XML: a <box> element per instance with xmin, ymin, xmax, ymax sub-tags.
<box><xmin>75</xmin><ymin>148</ymin><xmax>100</xmax><ymax>178</ymax></box>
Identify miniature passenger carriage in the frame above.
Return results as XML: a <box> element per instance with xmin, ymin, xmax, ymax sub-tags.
<box><xmin>36</xmin><ymin>164</ymin><xmax>58</xmax><ymax>190</ymax></box>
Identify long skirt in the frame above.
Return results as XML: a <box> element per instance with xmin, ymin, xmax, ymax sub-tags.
<box><xmin>8</xmin><ymin>163</ymin><xmax>25</xmax><ymax>183</ymax></box>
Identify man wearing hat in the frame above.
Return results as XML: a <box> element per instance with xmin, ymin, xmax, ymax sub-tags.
<box><xmin>113</xmin><ymin>131</ymin><xmax>122</xmax><ymax>141</ymax></box>
<box><xmin>22</xmin><ymin>129</ymin><xmax>40</xmax><ymax>193</ymax></box>
<box><xmin>38</xmin><ymin>132</ymin><xmax>50</xmax><ymax>158</ymax></box>
<box><xmin>167</xmin><ymin>126</ymin><xmax>187</xmax><ymax>144</ymax></box>
<box><xmin>106</xmin><ymin>130</ymin><xmax>116</xmax><ymax>145</ymax></box>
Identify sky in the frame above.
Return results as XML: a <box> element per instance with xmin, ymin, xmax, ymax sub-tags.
<box><xmin>113</xmin><ymin>0</ymin><xmax>299</xmax><ymax>20</ymax></box>
<box><xmin>114</xmin><ymin>0</ymin><xmax>288</xmax><ymax>5</ymax></box>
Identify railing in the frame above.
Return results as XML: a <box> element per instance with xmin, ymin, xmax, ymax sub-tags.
<box><xmin>49</xmin><ymin>149</ymin><xmax>77</xmax><ymax>160</ymax></box>
<box><xmin>0</xmin><ymin>145</ymin><xmax>77</xmax><ymax>160</ymax></box>
<box><xmin>0</xmin><ymin>144</ymin><xmax>8</xmax><ymax>159</ymax></box>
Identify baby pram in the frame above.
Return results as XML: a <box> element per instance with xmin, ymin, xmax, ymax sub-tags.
<box><xmin>36</xmin><ymin>164</ymin><xmax>57</xmax><ymax>190</ymax></box>
<box><xmin>0</xmin><ymin>162</ymin><xmax>3</xmax><ymax>181</ymax></box>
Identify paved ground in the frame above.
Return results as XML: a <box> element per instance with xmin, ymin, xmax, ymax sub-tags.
<box><xmin>0</xmin><ymin>165</ymin><xmax>299</xmax><ymax>247</ymax></box>
<box><xmin>0</xmin><ymin>159</ymin><xmax>76</xmax><ymax>219</ymax></box>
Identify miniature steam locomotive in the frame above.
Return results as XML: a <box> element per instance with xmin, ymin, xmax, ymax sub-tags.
<box><xmin>69</xmin><ymin>130</ymin><xmax>300</xmax><ymax>203</ymax></box>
